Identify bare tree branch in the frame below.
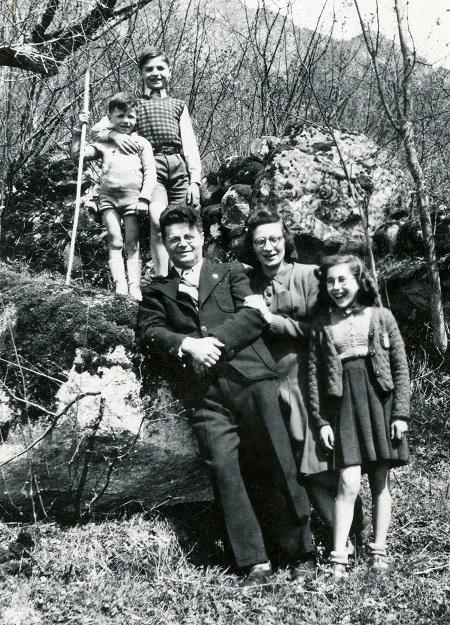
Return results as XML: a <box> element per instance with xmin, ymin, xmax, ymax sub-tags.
<box><xmin>0</xmin><ymin>390</ymin><xmax>102</xmax><ymax>468</ymax></box>
<box><xmin>0</xmin><ymin>0</ymin><xmax>155</xmax><ymax>76</ymax></box>
<box><xmin>29</xmin><ymin>0</ymin><xmax>61</xmax><ymax>43</ymax></box>
<box><xmin>353</xmin><ymin>0</ymin><xmax>401</xmax><ymax>134</ymax></box>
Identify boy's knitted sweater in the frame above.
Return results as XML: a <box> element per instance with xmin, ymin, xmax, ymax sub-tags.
<box><xmin>308</xmin><ymin>306</ymin><xmax>410</xmax><ymax>428</ymax></box>
<box><xmin>136</xmin><ymin>96</ymin><xmax>184</xmax><ymax>150</ymax></box>
<box><xmin>92</xmin><ymin>134</ymin><xmax>156</xmax><ymax>202</ymax></box>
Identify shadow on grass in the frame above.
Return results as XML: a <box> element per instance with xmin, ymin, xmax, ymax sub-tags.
<box><xmin>149</xmin><ymin>501</ymin><xmax>335</xmax><ymax>572</ymax></box>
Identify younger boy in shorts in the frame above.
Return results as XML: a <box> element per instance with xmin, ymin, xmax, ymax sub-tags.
<box><xmin>72</xmin><ymin>92</ymin><xmax>156</xmax><ymax>301</ymax></box>
<box><xmin>91</xmin><ymin>47</ymin><xmax>201</xmax><ymax>277</ymax></box>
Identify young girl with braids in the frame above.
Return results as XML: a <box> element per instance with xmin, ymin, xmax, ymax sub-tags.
<box><xmin>308</xmin><ymin>254</ymin><xmax>410</xmax><ymax>582</ymax></box>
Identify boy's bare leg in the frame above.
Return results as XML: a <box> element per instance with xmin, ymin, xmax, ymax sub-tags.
<box><xmin>103</xmin><ymin>208</ymin><xmax>124</xmax><ymax>260</ymax></box>
<box><xmin>149</xmin><ymin>201</ymin><xmax>169</xmax><ymax>276</ymax></box>
<box><xmin>123</xmin><ymin>214</ymin><xmax>140</xmax><ymax>261</ymax></box>
<box><xmin>102</xmin><ymin>208</ymin><xmax>127</xmax><ymax>295</ymax></box>
<box><xmin>124</xmin><ymin>214</ymin><xmax>142</xmax><ymax>301</ymax></box>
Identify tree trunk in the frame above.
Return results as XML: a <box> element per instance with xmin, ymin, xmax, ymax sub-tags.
<box><xmin>355</xmin><ymin>0</ymin><xmax>447</xmax><ymax>353</ymax></box>
<box><xmin>394</xmin><ymin>0</ymin><xmax>447</xmax><ymax>353</ymax></box>
<box><xmin>402</xmin><ymin>121</ymin><xmax>447</xmax><ymax>353</ymax></box>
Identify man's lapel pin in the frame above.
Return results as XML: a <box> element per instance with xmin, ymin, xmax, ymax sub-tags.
<box><xmin>212</xmin><ymin>273</ymin><xmax>219</xmax><ymax>279</ymax></box>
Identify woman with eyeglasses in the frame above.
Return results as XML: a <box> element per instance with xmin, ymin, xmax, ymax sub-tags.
<box><xmin>240</xmin><ymin>207</ymin><xmax>366</xmax><ymax>554</ymax></box>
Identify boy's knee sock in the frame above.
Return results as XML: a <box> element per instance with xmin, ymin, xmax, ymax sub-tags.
<box><xmin>126</xmin><ymin>257</ymin><xmax>142</xmax><ymax>301</ymax></box>
<box><xmin>108</xmin><ymin>257</ymin><xmax>128</xmax><ymax>295</ymax></box>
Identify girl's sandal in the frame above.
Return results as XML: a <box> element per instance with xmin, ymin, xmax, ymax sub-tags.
<box><xmin>369</xmin><ymin>543</ymin><xmax>389</xmax><ymax>573</ymax></box>
<box><xmin>330</xmin><ymin>551</ymin><xmax>349</xmax><ymax>584</ymax></box>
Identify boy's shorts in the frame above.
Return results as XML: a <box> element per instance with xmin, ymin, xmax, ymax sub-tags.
<box><xmin>99</xmin><ymin>196</ymin><xmax>140</xmax><ymax>217</ymax></box>
<box><xmin>151</xmin><ymin>153</ymin><xmax>189</xmax><ymax>207</ymax></box>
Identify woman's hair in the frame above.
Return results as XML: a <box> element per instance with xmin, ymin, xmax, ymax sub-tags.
<box><xmin>138</xmin><ymin>47</ymin><xmax>170</xmax><ymax>70</ymax></box>
<box><xmin>315</xmin><ymin>254</ymin><xmax>378</xmax><ymax>307</ymax></box>
<box><xmin>238</xmin><ymin>207</ymin><xmax>296</xmax><ymax>267</ymax></box>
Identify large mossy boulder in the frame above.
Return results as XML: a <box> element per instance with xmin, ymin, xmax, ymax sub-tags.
<box><xmin>0</xmin><ymin>265</ymin><xmax>211</xmax><ymax>521</ymax></box>
<box><xmin>253</xmin><ymin>123</ymin><xmax>410</xmax><ymax>258</ymax></box>
<box><xmin>201</xmin><ymin>122</ymin><xmax>411</xmax><ymax>263</ymax></box>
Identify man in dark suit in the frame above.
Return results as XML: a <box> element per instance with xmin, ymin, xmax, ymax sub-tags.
<box><xmin>137</xmin><ymin>206</ymin><xmax>316</xmax><ymax>586</ymax></box>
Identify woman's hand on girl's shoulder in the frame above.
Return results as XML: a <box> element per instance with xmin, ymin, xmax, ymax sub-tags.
<box><xmin>320</xmin><ymin>425</ymin><xmax>334</xmax><ymax>450</ymax></box>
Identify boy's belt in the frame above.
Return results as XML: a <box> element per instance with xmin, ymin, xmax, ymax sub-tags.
<box><xmin>154</xmin><ymin>145</ymin><xmax>181</xmax><ymax>155</ymax></box>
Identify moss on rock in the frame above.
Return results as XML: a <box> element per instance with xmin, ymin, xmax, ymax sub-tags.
<box><xmin>0</xmin><ymin>264</ymin><xmax>138</xmax><ymax>411</ymax></box>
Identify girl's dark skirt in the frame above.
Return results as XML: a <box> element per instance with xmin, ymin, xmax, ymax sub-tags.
<box><xmin>332</xmin><ymin>357</ymin><xmax>409</xmax><ymax>471</ymax></box>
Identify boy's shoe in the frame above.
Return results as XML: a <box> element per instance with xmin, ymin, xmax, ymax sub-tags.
<box><xmin>239</xmin><ymin>562</ymin><xmax>273</xmax><ymax>588</ymax></box>
<box><xmin>128</xmin><ymin>286</ymin><xmax>143</xmax><ymax>301</ymax></box>
<box><xmin>369</xmin><ymin>543</ymin><xmax>389</xmax><ymax>573</ymax></box>
<box><xmin>127</xmin><ymin>258</ymin><xmax>143</xmax><ymax>301</ymax></box>
<box><xmin>108</xmin><ymin>259</ymin><xmax>128</xmax><ymax>295</ymax></box>
<box><xmin>290</xmin><ymin>556</ymin><xmax>317</xmax><ymax>583</ymax></box>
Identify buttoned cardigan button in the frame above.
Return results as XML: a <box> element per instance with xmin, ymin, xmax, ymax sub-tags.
<box><xmin>200</xmin><ymin>325</ymin><xmax>207</xmax><ymax>333</ymax></box>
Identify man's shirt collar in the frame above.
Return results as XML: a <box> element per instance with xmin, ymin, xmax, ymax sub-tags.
<box><xmin>174</xmin><ymin>259</ymin><xmax>203</xmax><ymax>286</ymax></box>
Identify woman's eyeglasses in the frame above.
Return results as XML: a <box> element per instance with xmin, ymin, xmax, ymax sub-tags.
<box><xmin>253</xmin><ymin>235</ymin><xmax>284</xmax><ymax>249</ymax></box>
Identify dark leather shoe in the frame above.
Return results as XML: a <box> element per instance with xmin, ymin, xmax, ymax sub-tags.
<box><xmin>240</xmin><ymin>563</ymin><xmax>273</xmax><ymax>588</ymax></box>
<box><xmin>290</xmin><ymin>557</ymin><xmax>317</xmax><ymax>583</ymax></box>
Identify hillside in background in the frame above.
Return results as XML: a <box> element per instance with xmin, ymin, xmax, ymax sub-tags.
<box><xmin>1</xmin><ymin>0</ymin><xmax>449</xmax><ymax>185</ymax></box>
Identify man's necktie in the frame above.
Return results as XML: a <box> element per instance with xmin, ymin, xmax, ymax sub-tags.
<box><xmin>179</xmin><ymin>269</ymin><xmax>199</xmax><ymax>305</ymax></box>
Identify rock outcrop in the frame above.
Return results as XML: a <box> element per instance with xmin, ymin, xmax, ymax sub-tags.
<box><xmin>202</xmin><ymin>122</ymin><xmax>411</xmax><ymax>263</ymax></box>
<box><xmin>0</xmin><ymin>266</ymin><xmax>211</xmax><ymax>521</ymax></box>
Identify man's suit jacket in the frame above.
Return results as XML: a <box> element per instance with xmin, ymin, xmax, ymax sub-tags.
<box><xmin>137</xmin><ymin>259</ymin><xmax>278</xmax><ymax>381</ymax></box>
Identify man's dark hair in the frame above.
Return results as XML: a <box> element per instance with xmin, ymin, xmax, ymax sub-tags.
<box><xmin>238</xmin><ymin>206</ymin><xmax>296</xmax><ymax>267</ymax></box>
<box><xmin>108</xmin><ymin>92</ymin><xmax>138</xmax><ymax>114</ymax></box>
<box><xmin>160</xmin><ymin>205</ymin><xmax>203</xmax><ymax>240</ymax></box>
<box><xmin>138</xmin><ymin>47</ymin><xmax>171</xmax><ymax>71</ymax></box>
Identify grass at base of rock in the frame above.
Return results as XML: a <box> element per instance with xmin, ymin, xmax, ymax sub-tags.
<box><xmin>0</xmin><ymin>452</ymin><xmax>448</xmax><ymax>625</ymax></box>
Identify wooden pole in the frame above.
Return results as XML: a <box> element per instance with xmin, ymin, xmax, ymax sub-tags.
<box><xmin>65</xmin><ymin>69</ymin><xmax>90</xmax><ymax>286</ymax></box>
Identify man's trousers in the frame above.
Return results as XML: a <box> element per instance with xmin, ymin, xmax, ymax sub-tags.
<box><xmin>190</xmin><ymin>369</ymin><xmax>314</xmax><ymax>568</ymax></box>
